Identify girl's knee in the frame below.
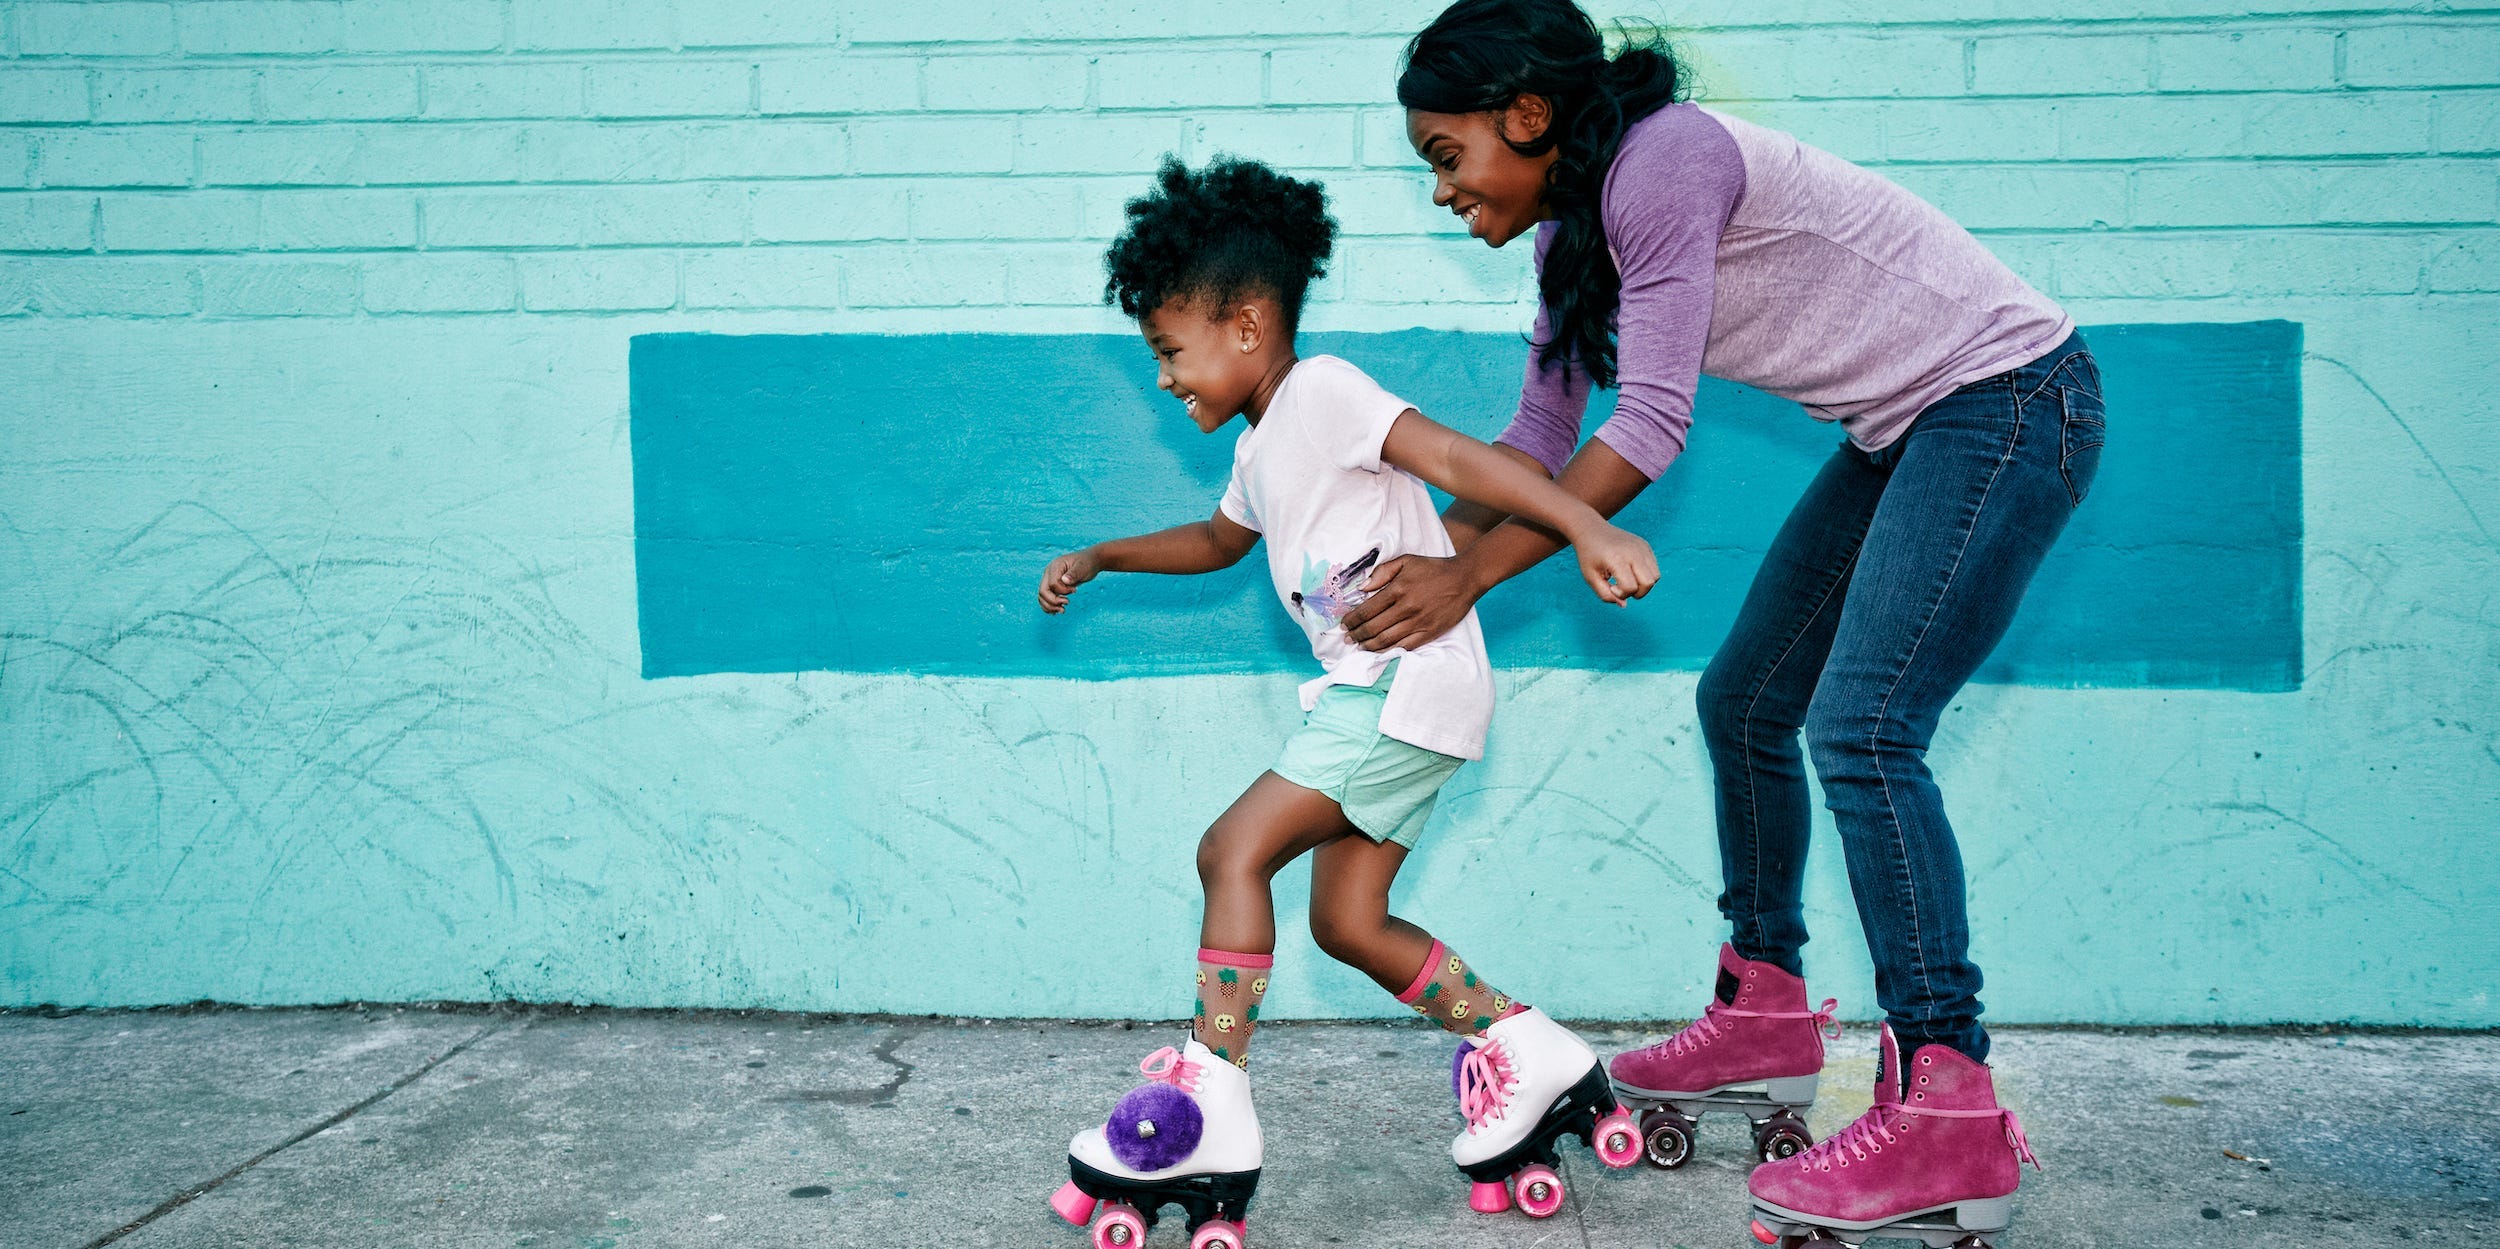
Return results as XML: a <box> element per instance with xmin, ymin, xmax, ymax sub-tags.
<box><xmin>1197</xmin><ymin>826</ymin><xmax>1256</xmax><ymax>889</ymax></box>
<box><xmin>1307</xmin><ymin>902</ymin><xmax>1385</xmax><ymax>964</ymax></box>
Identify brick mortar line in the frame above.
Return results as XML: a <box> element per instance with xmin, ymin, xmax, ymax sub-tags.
<box><xmin>15</xmin><ymin>10</ymin><xmax>2500</xmax><ymax>56</ymax></box>
<box><xmin>7</xmin><ymin>85</ymin><xmax>2497</xmax><ymax>130</ymax></box>
<box><xmin>14</xmin><ymin>160</ymin><xmax>2496</xmax><ymax>194</ymax></box>
<box><xmin>14</xmin><ymin>30</ymin><xmax>2500</xmax><ymax>68</ymax></box>
<box><xmin>72</xmin><ymin>1022</ymin><xmax>505</xmax><ymax>1249</ymax></box>
<box><xmin>13</xmin><ymin>292</ymin><xmax>2499</xmax><ymax>323</ymax></box>
<box><xmin>5</xmin><ymin>221</ymin><xmax>2495</xmax><ymax>255</ymax></box>
<box><xmin>6</xmin><ymin>222</ymin><xmax>2497</xmax><ymax>254</ymax></box>
<box><xmin>14</xmin><ymin>151</ymin><xmax>2490</xmax><ymax>178</ymax></box>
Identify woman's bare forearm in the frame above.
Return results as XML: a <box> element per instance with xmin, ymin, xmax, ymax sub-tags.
<box><xmin>1450</xmin><ymin>436</ymin><xmax>1652</xmax><ymax>594</ymax></box>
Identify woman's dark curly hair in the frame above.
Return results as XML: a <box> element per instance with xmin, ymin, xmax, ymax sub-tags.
<box><xmin>1103</xmin><ymin>155</ymin><xmax>1336</xmax><ymax>333</ymax></box>
<box><xmin>1398</xmin><ymin>0</ymin><xmax>1684</xmax><ymax>389</ymax></box>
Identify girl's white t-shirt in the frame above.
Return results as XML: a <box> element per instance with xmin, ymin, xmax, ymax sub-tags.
<box><xmin>1218</xmin><ymin>355</ymin><xmax>1495</xmax><ymax>761</ymax></box>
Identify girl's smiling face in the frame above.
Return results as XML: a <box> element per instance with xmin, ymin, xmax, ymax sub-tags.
<box><xmin>1140</xmin><ymin>297</ymin><xmax>1277</xmax><ymax>432</ymax></box>
<box><xmin>1405</xmin><ymin>95</ymin><xmax>1558</xmax><ymax>249</ymax></box>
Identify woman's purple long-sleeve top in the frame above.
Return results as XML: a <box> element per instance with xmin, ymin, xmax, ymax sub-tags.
<box><xmin>1500</xmin><ymin>103</ymin><xmax>2075</xmax><ymax>481</ymax></box>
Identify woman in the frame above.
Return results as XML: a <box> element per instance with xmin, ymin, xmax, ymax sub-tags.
<box><xmin>1347</xmin><ymin>1</ymin><xmax>2074</xmax><ymax>1242</ymax></box>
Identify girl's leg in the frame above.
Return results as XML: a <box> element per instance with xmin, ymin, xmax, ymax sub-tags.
<box><xmin>1192</xmin><ymin>770</ymin><xmax>1365</xmax><ymax>1065</ymax></box>
<box><xmin>1308</xmin><ymin>834</ymin><xmax>1524</xmax><ymax>1037</ymax></box>
<box><xmin>1803</xmin><ymin>339</ymin><xmax>2103</xmax><ymax>1064</ymax></box>
<box><xmin>1698</xmin><ymin>443</ymin><xmax>1889</xmax><ymax>974</ymax></box>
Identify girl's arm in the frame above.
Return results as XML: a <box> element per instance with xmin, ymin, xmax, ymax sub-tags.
<box><xmin>1038</xmin><ymin>509</ymin><xmax>1260</xmax><ymax>614</ymax></box>
<box><xmin>1346</xmin><ymin>436</ymin><xmax>1651</xmax><ymax>651</ymax></box>
<box><xmin>1436</xmin><ymin>441</ymin><xmax>1552</xmax><ymax>550</ymax></box>
<box><xmin>1379</xmin><ymin>409</ymin><xmax>1658</xmax><ymax>606</ymax></box>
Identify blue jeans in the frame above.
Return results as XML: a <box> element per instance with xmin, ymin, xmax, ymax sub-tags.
<box><xmin>1698</xmin><ymin>331</ymin><xmax>2104</xmax><ymax>1063</ymax></box>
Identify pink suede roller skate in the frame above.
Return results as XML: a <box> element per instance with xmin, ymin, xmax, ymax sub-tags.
<box><xmin>1610</xmin><ymin>943</ymin><xmax>1840</xmax><ymax>1168</ymax></box>
<box><xmin>1050</xmin><ymin>1040</ymin><xmax>1259</xmax><ymax>1249</ymax></box>
<box><xmin>1747</xmin><ymin>1024</ymin><xmax>2040</xmax><ymax>1249</ymax></box>
<box><xmin>1449</xmin><ymin>1008</ymin><xmax>1642</xmax><ymax>1218</ymax></box>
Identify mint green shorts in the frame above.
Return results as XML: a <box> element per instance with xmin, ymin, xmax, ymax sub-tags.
<box><xmin>1271</xmin><ymin>670</ymin><xmax>1465</xmax><ymax>850</ymax></box>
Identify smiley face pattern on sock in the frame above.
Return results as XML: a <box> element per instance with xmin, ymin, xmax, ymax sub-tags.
<box><xmin>1192</xmin><ymin>947</ymin><xmax>1274</xmax><ymax>1068</ymax></box>
<box><xmin>1395</xmin><ymin>939</ymin><xmax>1525</xmax><ymax>1037</ymax></box>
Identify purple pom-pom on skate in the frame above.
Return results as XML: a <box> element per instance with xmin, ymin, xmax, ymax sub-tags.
<box><xmin>1451</xmin><ymin>1039</ymin><xmax>1476</xmax><ymax>1101</ymax></box>
<box><xmin>1107</xmin><ymin>1083</ymin><xmax>1202</xmax><ymax>1172</ymax></box>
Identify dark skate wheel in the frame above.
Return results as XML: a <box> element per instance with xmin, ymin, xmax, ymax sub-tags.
<box><xmin>1593</xmin><ymin>1105</ymin><xmax>1643</xmax><ymax>1169</ymax></box>
<box><xmin>1513</xmin><ymin>1164</ymin><xmax>1566</xmax><ymax>1218</ymax></box>
<box><xmin>1090</xmin><ymin>1201</ymin><xmax>1148</xmax><ymax>1249</ymax></box>
<box><xmin>1949</xmin><ymin>1238</ymin><xmax>1993</xmax><ymax>1249</ymax></box>
<box><xmin>1639</xmin><ymin>1106</ymin><xmax>1696</xmax><ymax>1169</ymax></box>
<box><xmin>1754</xmin><ymin>1114</ymin><xmax>1813</xmax><ymax>1164</ymax></box>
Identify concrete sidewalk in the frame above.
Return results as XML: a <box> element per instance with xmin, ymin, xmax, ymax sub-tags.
<box><xmin>2</xmin><ymin>1008</ymin><xmax>2491</xmax><ymax>1249</ymax></box>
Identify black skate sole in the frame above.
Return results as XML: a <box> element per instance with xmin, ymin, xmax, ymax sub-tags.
<box><xmin>1459</xmin><ymin>1064</ymin><xmax>1619</xmax><ymax>1185</ymax></box>
<box><xmin>1068</xmin><ymin>1156</ymin><xmax>1259</xmax><ymax>1229</ymax></box>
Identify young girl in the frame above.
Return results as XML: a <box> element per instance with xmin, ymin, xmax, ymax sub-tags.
<box><xmin>1039</xmin><ymin>156</ymin><xmax>1657</xmax><ymax>1247</ymax></box>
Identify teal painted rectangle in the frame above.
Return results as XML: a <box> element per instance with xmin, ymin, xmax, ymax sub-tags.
<box><xmin>630</xmin><ymin>322</ymin><xmax>2301</xmax><ymax>689</ymax></box>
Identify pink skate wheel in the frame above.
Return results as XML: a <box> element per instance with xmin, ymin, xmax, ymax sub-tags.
<box><xmin>1752</xmin><ymin>1219</ymin><xmax>1780</xmax><ymax>1244</ymax></box>
<box><xmin>1090</xmin><ymin>1201</ymin><xmax>1147</xmax><ymax>1249</ymax></box>
<box><xmin>1514</xmin><ymin>1164</ymin><xmax>1566</xmax><ymax>1219</ymax></box>
<box><xmin>1050</xmin><ymin>1180</ymin><xmax>1099</xmax><ymax>1226</ymax></box>
<box><xmin>1593</xmin><ymin>1107</ymin><xmax>1642</xmax><ymax>1168</ymax></box>
<box><xmin>1467</xmin><ymin>1179</ymin><xmax>1511</xmax><ymax>1213</ymax></box>
<box><xmin>1189</xmin><ymin>1219</ymin><xmax>1246</xmax><ymax>1249</ymax></box>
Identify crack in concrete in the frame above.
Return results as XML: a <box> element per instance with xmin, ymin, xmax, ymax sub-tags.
<box><xmin>75</xmin><ymin>1024</ymin><xmax>502</xmax><ymax>1249</ymax></box>
<box><xmin>770</xmin><ymin>1025</ymin><xmax>920</xmax><ymax>1106</ymax></box>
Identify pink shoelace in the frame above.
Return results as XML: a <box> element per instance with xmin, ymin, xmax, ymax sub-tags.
<box><xmin>1795</xmin><ymin>1100</ymin><xmax>2043</xmax><ymax>1173</ymax></box>
<box><xmin>1641</xmin><ymin>995</ymin><xmax>1842</xmax><ymax>1060</ymax></box>
<box><xmin>1456</xmin><ymin>1039</ymin><xmax>1518</xmax><ymax>1132</ymax></box>
<box><xmin>1138</xmin><ymin>1046</ymin><xmax>1204</xmax><ymax>1094</ymax></box>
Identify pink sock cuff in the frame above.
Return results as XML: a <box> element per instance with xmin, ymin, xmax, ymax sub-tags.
<box><xmin>1197</xmin><ymin>947</ymin><xmax>1274</xmax><ymax>970</ymax></box>
<box><xmin>1396</xmin><ymin>939</ymin><xmax>1448</xmax><ymax>1005</ymax></box>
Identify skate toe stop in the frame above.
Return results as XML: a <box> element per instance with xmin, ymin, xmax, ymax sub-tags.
<box><xmin>1050</xmin><ymin>1180</ymin><xmax>1098</xmax><ymax>1225</ymax></box>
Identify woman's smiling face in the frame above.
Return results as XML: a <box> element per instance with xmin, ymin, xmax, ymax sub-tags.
<box><xmin>1405</xmin><ymin>95</ymin><xmax>1558</xmax><ymax>249</ymax></box>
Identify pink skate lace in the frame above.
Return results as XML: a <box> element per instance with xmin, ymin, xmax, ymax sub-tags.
<box><xmin>1456</xmin><ymin>1039</ymin><xmax>1519</xmax><ymax>1133</ymax></box>
<box><xmin>1641</xmin><ymin>995</ymin><xmax>1841</xmax><ymax>1059</ymax></box>
<box><xmin>1138</xmin><ymin>1046</ymin><xmax>1204</xmax><ymax>1093</ymax></box>
<box><xmin>1796</xmin><ymin>1102</ymin><xmax>2042</xmax><ymax>1173</ymax></box>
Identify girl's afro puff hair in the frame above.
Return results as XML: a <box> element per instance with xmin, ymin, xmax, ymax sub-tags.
<box><xmin>1104</xmin><ymin>155</ymin><xmax>1337</xmax><ymax>331</ymax></box>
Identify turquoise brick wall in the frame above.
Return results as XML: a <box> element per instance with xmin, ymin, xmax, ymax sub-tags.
<box><xmin>2</xmin><ymin>1</ymin><xmax>2495</xmax><ymax>1025</ymax></box>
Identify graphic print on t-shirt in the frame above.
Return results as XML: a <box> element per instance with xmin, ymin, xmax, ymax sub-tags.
<box><xmin>1290</xmin><ymin>546</ymin><xmax>1381</xmax><ymax>627</ymax></box>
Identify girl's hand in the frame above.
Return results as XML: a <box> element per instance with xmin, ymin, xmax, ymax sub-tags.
<box><xmin>1038</xmin><ymin>549</ymin><xmax>1101</xmax><ymax>614</ymax></box>
<box><xmin>1574</xmin><ymin>523</ymin><xmax>1660</xmax><ymax>606</ymax></box>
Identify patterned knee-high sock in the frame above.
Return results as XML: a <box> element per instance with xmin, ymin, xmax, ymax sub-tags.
<box><xmin>1397</xmin><ymin>938</ymin><xmax>1529</xmax><ymax>1037</ymax></box>
<box><xmin>1193</xmin><ymin>948</ymin><xmax>1273</xmax><ymax>1068</ymax></box>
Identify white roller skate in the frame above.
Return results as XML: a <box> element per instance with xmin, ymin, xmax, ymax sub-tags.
<box><xmin>1051</xmin><ymin>1040</ymin><xmax>1260</xmax><ymax>1249</ymax></box>
<box><xmin>1450</xmin><ymin>1008</ymin><xmax>1642</xmax><ymax>1218</ymax></box>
